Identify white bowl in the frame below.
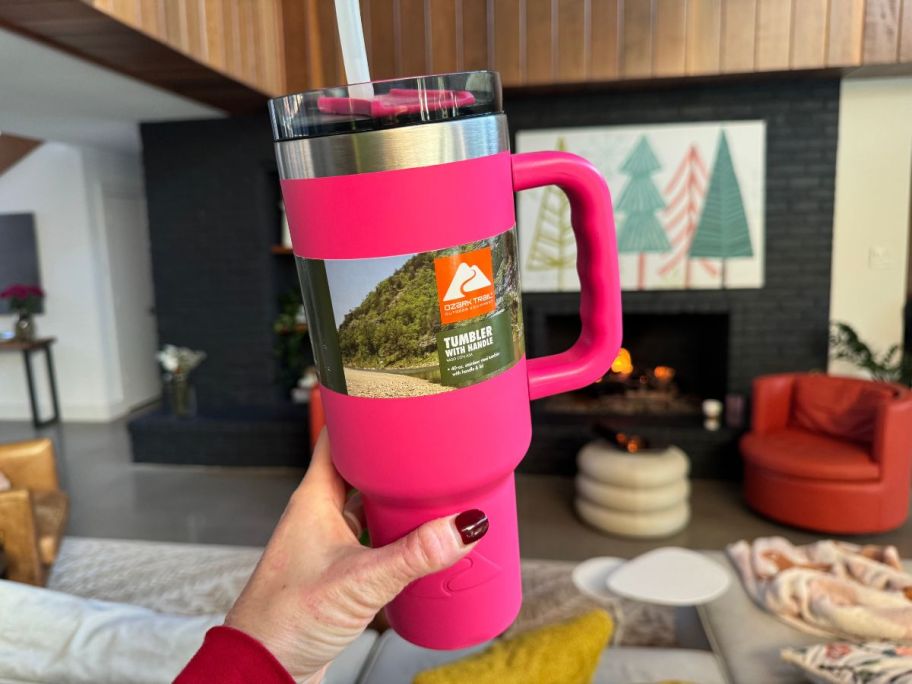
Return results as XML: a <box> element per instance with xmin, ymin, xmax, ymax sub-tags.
<box><xmin>571</xmin><ymin>556</ymin><xmax>625</xmax><ymax>602</ymax></box>
<box><xmin>607</xmin><ymin>547</ymin><xmax>730</xmax><ymax>606</ymax></box>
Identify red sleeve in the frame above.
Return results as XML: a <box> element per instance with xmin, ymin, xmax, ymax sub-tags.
<box><xmin>174</xmin><ymin>625</ymin><xmax>295</xmax><ymax>684</ymax></box>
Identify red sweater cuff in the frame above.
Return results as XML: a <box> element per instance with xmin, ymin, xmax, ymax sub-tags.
<box><xmin>174</xmin><ymin>625</ymin><xmax>295</xmax><ymax>684</ymax></box>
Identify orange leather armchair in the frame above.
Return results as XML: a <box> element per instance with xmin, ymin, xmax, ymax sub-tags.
<box><xmin>741</xmin><ymin>373</ymin><xmax>912</xmax><ymax>533</ymax></box>
<box><xmin>0</xmin><ymin>438</ymin><xmax>69</xmax><ymax>585</ymax></box>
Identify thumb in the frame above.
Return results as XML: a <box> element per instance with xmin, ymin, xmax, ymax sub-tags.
<box><xmin>355</xmin><ymin>509</ymin><xmax>489</xmax><ymax>609</ymax></box>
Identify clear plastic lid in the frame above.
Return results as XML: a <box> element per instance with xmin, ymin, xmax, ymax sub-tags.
<box><xmin>268</xmin><ymin>71</ymin><xmax>502</xmax><ymax>142</ymax></box>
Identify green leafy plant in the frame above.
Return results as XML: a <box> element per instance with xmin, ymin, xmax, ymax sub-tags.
<box><xmin>829</xmin><ymin>321</ymin><xmax>912</xmax><ymax>386</ymax></box>
<box><xmin>336</xmin><ymin>252</ymin><xmax>440</xmax><ymax>369</ymax></box>
<box><xmin>274</xmin><ymin>290</ymin><xmax>310</xmax><ymax>393</ymax></box>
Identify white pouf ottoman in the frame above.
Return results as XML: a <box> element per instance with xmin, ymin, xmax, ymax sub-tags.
<box><xmin>576</xmin><ymin>476</ymin><xmax>690</xmax><ymax>512</ymax></box>
<box><xmin>575</xmin><ymin>441</ymin><xmax>690</xmax><ymax>538</ymax></box>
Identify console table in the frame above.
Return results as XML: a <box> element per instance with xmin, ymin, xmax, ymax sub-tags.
<box><xmin>0</xmin><ymin>337</ymin><xmax>60</xmax><ymax>427</ymax></box>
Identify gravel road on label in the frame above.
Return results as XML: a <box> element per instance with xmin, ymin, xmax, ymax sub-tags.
<box><xmin>343</xmin><ymin>368</ymin><xmax>454</xmax><ymax>398</ymax></box>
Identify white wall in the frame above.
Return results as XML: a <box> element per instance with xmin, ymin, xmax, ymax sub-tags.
<box><xmin>829</xmin><ymin>77</ymin><xmax>912</xmax><ymax>376</ymax></box>
<box><xmin>0</xmin><ymin>142</ymin><xmax>159</xmax><ymax>421</ymax></box>
<box><xmin>0</xmin><ymin>27</ymin><xmax>218</xmax><ymax>151</ymax></box>
<box><xmin>0</xmin><ymin>24</ymin><xmax>218</xmax><ymax>422</ymax></box>
<box><xmin>82</xmin><ymin>147</ymin><xmax>160</xmax><ymax>414</ymax></box>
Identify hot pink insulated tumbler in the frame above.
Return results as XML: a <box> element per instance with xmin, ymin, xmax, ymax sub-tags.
<box><xmin>269</xmin><ymin>71</ymin><xmax>621</xmax><ymax>649</ymax></box>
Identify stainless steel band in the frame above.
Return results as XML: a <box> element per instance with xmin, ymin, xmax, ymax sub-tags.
<box><xmin>275</xmin><ymin>114</ymin><xmax>509</xmax><ymax>180</ymax></box>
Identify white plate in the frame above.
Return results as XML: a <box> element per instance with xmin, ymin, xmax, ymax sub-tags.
<box><xmin>606</xmin><ymin>547</ymin><xmax>730</xmax><ymax>606</ymax></box>
<box><xmin>571</xmin><ymin>556</ymin><xmax>625</xmax><ymax>602</ymax></box>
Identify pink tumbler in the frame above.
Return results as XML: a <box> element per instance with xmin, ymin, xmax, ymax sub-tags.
<box><xmin>269</xmin><ymin>71</ymin><xmax>621</xmax><ymax>649</ymax></box>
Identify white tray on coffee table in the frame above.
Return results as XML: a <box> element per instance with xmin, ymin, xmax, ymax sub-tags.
<box><xmin>573</xmin><ymin>548</ymin><xmax>730</xmax><ymax>606</ymax></box>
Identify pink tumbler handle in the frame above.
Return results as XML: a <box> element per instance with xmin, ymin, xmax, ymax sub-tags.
<box><xmin>512</xmin><ymin>151</ymin><xmax>622</xmax><ymax>401</ymax></box>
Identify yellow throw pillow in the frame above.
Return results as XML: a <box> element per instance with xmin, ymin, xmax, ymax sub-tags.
<box><xmin>413</xmin><ymin>609</ymin><xmax>613</xmax><ymax>684</ymax></box>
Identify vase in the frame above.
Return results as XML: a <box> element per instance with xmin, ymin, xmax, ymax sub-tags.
<box><xmin>13</xmin><ymin>313</ymin><xmax>35</xmax><ymax>342</ymax></box>
<box><xmin>165</xmin><ymin>374</ymin><xmax>197</xmax><ymax>419</ymax></box>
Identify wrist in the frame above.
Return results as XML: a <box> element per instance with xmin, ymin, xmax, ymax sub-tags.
<box><xmin>223</xmin><ymin>617</ymin><xmax>326</xmax><ymax>684</ymax></box>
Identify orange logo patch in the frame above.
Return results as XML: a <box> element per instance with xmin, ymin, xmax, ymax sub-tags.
<box><xmin>434</xmin><ymin>247</ymin><xmax>496</xmax><ymax>325</ymax></box>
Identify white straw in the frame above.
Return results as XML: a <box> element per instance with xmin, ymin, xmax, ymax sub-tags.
<box><xmin>334</xmin><ymin>0</ymin><xmax>373</xmax><ymax>100</ymax></box>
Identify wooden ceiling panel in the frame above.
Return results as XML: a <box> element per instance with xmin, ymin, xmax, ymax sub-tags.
<box><xmin>5</xmin><ymin>0</ymin><xmax>912</xmax><ymax>109</ymax></box>
<box><xmin>0</xmin><ymin>0</ymin><xmax>267</xmax><ymax>112</ymax></box>
<box><xmin>0</xmin><ymin>134</ymin><xmax>41</xmax><ymax>178</ymax></box>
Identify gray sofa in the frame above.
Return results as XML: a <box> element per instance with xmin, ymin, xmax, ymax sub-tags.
<box><xmin>10</xmin><ymin>537</ymin><xmax>884</xmax><ymax>683</ymax></box>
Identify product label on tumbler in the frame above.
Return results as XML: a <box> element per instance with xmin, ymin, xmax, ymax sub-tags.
<box><xmin>436</xmin><ymin>311</ymin><xmax>515</xmax><ymax>386</ymax></box>
<box><xmin>296</xmin><ymin>228</ymin><xmax>523</xmax><ymax>399</ymax></box>
<box><xmin>433</xmin><ymin>247</ymin><xmax>497</xmax><ymax>325</ymax></box>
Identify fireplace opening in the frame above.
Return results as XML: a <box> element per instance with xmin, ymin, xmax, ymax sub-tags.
<box><xmin>538</xmin><ymin>312</ymin><xmax>729</xmax><ymax>417</ymax></box>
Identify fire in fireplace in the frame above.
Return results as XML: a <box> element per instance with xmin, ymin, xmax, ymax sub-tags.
<box><xmin>538</xmin><ymin>312</ymin><xmax>729</xmax><ymax>418</ymax></box>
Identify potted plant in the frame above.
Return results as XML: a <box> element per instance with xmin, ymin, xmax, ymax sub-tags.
<box><xmin>156</xmin><ymin>344</ymin><xmax>207</xmax><ymax>418</ymax></box>
<box><xmin>829</xmin><ymin>321</ymin><xmax>912</xmax><ymax>386</ymax></box>
<box><xmin>0</xmin><ymin>284</ymin><xmax>44</xmax><ymax>342</ymax></box>
<box><xmin>274</xmin><ymin>290</ymin><xmax>310</xmax><ymax>397</ymax></box>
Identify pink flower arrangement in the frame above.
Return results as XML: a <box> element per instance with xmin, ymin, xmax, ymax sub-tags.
<box><xmin>1</xmin><ymin>283</ymin><xmax>45</xmax><ymax>315</ymax></box>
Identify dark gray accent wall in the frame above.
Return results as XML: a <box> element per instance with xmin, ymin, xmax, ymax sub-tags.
<box><xmin>508</xmin><ymin>77</ymin><xmax>840</xmax><ymax>396</ymax></box>
<box><xmin>139</xmin><ymin>75</ymin><xmax>840</xmax><ymax>467</ymax></box>
<box><xmin>141</xmin><ymin>117</ymin><xmax>286</xmax><ymax>409</ymax></box>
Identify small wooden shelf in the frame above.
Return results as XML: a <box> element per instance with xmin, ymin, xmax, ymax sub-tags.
<box><xmin>276</xmin><ymin>324</ymin><xmax>309</xmax><ymax>335</ymax></box>
<box><xmin>271</xmin><ymin>245</ymin><xmax>294</xmax><ymax>255</ymax></box>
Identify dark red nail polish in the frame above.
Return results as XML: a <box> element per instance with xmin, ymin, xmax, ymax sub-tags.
<box><xmin>455</xmin><ymin>509</ymin><xmax>489</xmax><ymax>545</ymax></box>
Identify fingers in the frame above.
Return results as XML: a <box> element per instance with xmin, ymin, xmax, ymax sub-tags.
<box><xmin>342</xmin><ymin>491</ymin><xmax>366</xmax><ymax>539</ymax></box>
<box><xmin>354</xmin><ymin>510</ymin><xmax>489</xmax><ymax>609</ymax></box>
<box><xmin>299</xmin><ymin>429</ymin><xmax>346</xmax><ymax>509</ymax></box>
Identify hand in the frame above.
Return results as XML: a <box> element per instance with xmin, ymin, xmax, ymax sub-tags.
<box><xmin>225</xmin><ymin>429</ymin><xmax>489</xmax><ymax>683</ymax></box>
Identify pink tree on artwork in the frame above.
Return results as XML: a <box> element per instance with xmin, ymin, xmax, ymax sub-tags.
<box><xmin>659</xmin><ymin>145</ymin><xmax>719</xmax><ymax>287</ymax></box>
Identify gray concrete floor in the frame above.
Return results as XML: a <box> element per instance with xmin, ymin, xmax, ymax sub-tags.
<box><xmin>2</xmin><ymin>414</ymin><xmax>911</xmax><ymax>557</ymax></box>
<box><xmin>516</xmin><ymin>474</ymin><xmax>912</xmax><ymax>560</ymax></box>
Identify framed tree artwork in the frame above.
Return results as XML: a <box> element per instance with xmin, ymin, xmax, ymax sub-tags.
<box><xmin>688</xmin><ymin>132</ymin><xmax>754</xmax><ymax>283</ymax></box>
<box><xmin>516</xmin><ymin>121</ymin><xmax>765</xmax><ymax>292</ymax></box>
<box><xmin>615</xmin><ymin>136</ymin><xmax>671</xmax><ymax>289</ymax></box>
<box><xmin>524</xmin><ymin>138</ymin><xmax>575</xmax><ymax>290</ymax></box>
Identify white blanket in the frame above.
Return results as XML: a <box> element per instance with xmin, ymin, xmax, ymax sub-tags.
<box><xmin>0</xmin><ymin>579</ymin><xmax>222</xmax><ymax>684</ymax></box>
<box><xmin>728</xmin><ymin>537</ymin><xmax>912</xmax><ymax>641</ymax></box>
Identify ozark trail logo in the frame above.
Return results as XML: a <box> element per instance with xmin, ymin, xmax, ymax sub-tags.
<box><xmin>442</xmin><ymin>262</ymin><xmax>493</xmax><ymax>301</ymax></box>
<box><xmin>434</xmin><ymin>247</ymin><xmax>496</xmax><ymax>325</ymax></box>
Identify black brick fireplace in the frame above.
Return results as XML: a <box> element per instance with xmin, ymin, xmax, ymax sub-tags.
<box><xmin>132</xmin><ymin>75</ymin><xmax>838</xmax><ymax>475</ymax></box>
<box><xmin>513</xmin><ymin>76</ymin><xmax>839</xmax><ymax>478</ymax></box>
<box><xmin>129</xmin><ymin>116</ymin><xmax>311</xmax><ymax>467</ymax></box>
<box><xmin>534</xmin><ymin>309</ymin><xmax>730</xmax><ymax>405</ymax></box>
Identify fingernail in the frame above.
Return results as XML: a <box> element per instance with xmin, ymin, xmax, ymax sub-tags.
<box><xmin>455</xmin><ymin>509</ymin><xmax>489</xmax><ymax>545</ymax></box>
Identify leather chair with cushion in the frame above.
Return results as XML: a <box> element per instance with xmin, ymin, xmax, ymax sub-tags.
<box><xmin>741</xmin><ymin>373</ymin><xmax>912</xmax><ymax>533</ymax></box>
<box><xmin>0</xmin><ymin>438</ymin><xmax>69</xmax><ymax>585</ymax></box>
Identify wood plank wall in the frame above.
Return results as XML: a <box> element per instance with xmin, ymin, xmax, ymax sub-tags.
<box><xmin>37</xmin><ymin>2</ymin><xmax>911</xmax><ymax>99</ymax></box>
<box><xmin>81</xmin><ymin>0</ymin><xmax>286</xmax><ymax>96</ymax></box>
<box><xmin>289</xmin><ymin>0</ymin><xmax>912</xmax><ymax>93</ymax></box>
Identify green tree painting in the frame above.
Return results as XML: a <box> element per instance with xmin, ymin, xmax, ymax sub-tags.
<box><xmin>525</xmin><ymin>138</ymin><xmax>576</xmax><ymax>290</ymax></box>
<box><xmin>689</xmin><ymin>131</ymin><xmax>753</xmax><ymax>286</ymax></box>
<box><xmin>616</xmin><ymin>136</ymin><xmax>670</xmax><ymax>289</ymax></box>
